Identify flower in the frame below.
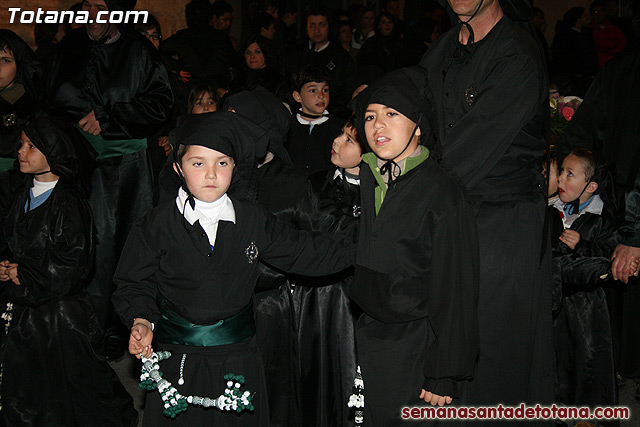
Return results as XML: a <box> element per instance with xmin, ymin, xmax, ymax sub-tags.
<box><xmin>550</xmin><ymin>95</ymin><xmax>582</xmax><ymax>137</ymax></box>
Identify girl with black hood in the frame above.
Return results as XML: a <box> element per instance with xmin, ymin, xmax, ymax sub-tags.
<box><xmin>349</xmin><ymin>67</ymin><xmax>479</xmax><ymax>424</ymax></box>
<box><xmin>0</xmin><ymin>116</ymin><xmax>137</xmax><ymax>426</ymax></box>
<box><xmin>112</xmin><ymin>112</ymin><xmax>354</xmax><ymax>426</ymax></box>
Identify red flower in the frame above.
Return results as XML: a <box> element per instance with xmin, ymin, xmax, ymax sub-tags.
<box><xmin>562</xmin><ymin>107</ymin><xmax>575</xmax><ymax>121</ymax></box>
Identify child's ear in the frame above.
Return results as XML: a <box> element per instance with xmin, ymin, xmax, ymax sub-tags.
<box><xmin>587</xmin><ymin>181</ymin><xmax>598</xmax><ymax>194</ymax></box>
<box><xmin>415</xmin><ymin>126</ymin><xmax>421</xmax><ymax>137</ymax></box>
<box><xmin>173</xmin><ymin>162</ymin><xmax>181</xmax><ymax>175</ymax></box>
<box><xmin>292</xmin><ymin>91</ymin><xmax>302</xmax><ymax>103</ymax></box>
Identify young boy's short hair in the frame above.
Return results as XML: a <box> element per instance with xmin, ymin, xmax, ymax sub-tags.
<box><xmin>211</xmin><ymin>0</ymin><xmax>233</xmax><ymax>17</ymax></box>
<box><xmin>343</xmin><ymin>113</ymin><xmax>365</xmax><ymax>152</ymax></box>
<box><xmin>568</xmin><ymin>148</ymin><xmax>597</xmax><ymax>183</ymax></box>
<box><xmin>291</xmin><ymin>64</ymin><xmax>330</xmax><ymax>93</ymax></box>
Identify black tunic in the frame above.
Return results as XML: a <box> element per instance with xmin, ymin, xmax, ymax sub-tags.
<box><xmin>285</xmin><ymin>116</ymin><xmax>343</xmax><ymax>178</ymax></box>
<box><xmin>351</xmin><ymin>155</ymin><xmax>479</xmax><ymax>425</ymax></box>
<box><xmin>420</xmin><ymin>17</ymin><xmax>554</xmax><ymax>407</ymax></box>
<box><xmin>112</xmin><ymin>197</ymin><xmax>354</xmax><ymax>426</ymax></box>
<box><xmin>0</xmin><ymin>180</ymin><xmax>136</xmax><ymax>426</ymax></box>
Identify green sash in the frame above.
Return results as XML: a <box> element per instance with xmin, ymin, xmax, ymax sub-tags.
<box><xmin>156</xmin><ymin>299</ymin><xmax>255</xmax><ymax>347</ymax></box>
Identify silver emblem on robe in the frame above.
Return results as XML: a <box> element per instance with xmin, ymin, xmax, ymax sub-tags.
<box><xmin>2</xmin><ymin>113</ymin><xmax>16</xmax><ymax>127</ymax></box>
<box><xmin>326</xmin><ymin>61</ymin><xmax>336</xmax><ymax>71</ymax></box>
<box><xmin>245</xmin><ymin>241</ymin><xmax>259</xmax><ymax>264</ymax></box>
<box><xmin>464</xmin><ymin>86</ymin><xmax>477</xmax><ymax>106</ymax></box>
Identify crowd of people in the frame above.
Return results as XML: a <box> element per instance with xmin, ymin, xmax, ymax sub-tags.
<box><xmin>0</xmin><ymin>0</ymin><xmax>639</xmax><ymax>426</ymax></box>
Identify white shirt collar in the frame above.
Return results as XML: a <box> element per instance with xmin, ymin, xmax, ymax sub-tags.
<box><xmin>550</xmin><ymin>194</ymin><xmax>604</xmax><ymax>228</ymax></box>
<box><xmin>333</xmin><ymin>168</ymin><xmax>360</xmax><ymax>186</ymax></box>
<box><xmin>176</xmin><ymin>188</ymin><xmax>235</xmax><ymax>247</ymax></box>
<box><xmin>308</xmin><ymin>40</ymin><xmax>330</xmax><ymax>51</ymax></box>
<box><xmin>296</xmin><ymin>109</ymin><xmax>330</xmax><ymax>126</ymax></box>
<box><xmin>31</xmin><ymin>179</ymin><xmax>58</xmax><ymax>197</ymax></box>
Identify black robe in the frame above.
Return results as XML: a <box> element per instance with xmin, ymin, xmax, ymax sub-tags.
<box><xmin>0</xmin><ymin>179</ymin><xmax>136</xmax><ymax>426</ymax></box>
<box><xmin>420</xmin><ymin>16</ymin><xmax>554</xmax><ymax>408</ymax></box>
<box><xmin>549</xmin><ymin>197</ymin><xmax>617</xmax><ymax>408</ymax></box>
<box><xmin>112</xmin><ymin>197</ymin><xmax>354</xmax><ymax>426</ymax></box>
<box><xmin>285</xmin><ymin>116</ymin><xmax>343</xmax><ymax>178</ymax></box>
<box><xmin>351</xmin><ymin>155</ymin><xmax>479</xmax><ymax>425</ymax></box>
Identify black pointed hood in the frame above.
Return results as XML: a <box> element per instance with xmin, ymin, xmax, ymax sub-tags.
<box><xmin>0</xmin><ymin>29</ymin><xmax>41</xmax><ymax>99</ymax></box>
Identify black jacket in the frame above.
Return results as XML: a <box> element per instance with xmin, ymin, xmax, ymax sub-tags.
<box><xmin>45</xmin><ymin>28</ymin><xmax>173</xmax><ymax>140</ymax></box>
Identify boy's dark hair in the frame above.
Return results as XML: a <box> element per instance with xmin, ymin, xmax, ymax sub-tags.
<box><xmin>569</xmin><ymin>148</ymin><xmax>596</xmax><ymax>182</ymax></box>
<box><xmin>306</xmin><ymin>6</ymin><xmax>329</xmax><ymax>22</ymax></box>
<box><xmin>135</xmin><ymin>13</ymin><xmax>160</xmax><ymax>34</ymax></box>
<box><xmin>344</xmin><ymin>113</ymin><xmax>365</xmax><ymax>151</ymax></box>
<box><xmin>280</xmin><ymin>2</ymin><xmax>297</xmax><ymax>17</ymax></box>
<box><xmin>186</xmin><ymin>0</ymin><xmax>213</xmax><ymax>28</ymax></box>
<box><xmin>211</xmin><ymin>0</ymin><xmax>233</xmax><ymax>17</ymax></box>
<box><xmin>253</xmin><ymin>12</ymin><xmax>276</xmax><ymax>35</ymax></box>
<box><xmin>291</xmin><ymin>64</ymin><xmax>330</xmax><ymax>93</ymax></box>
<box><xmin>187</xmin><ymin>82</ymin><xmax>222</xmax><ymax>113</ymax></box>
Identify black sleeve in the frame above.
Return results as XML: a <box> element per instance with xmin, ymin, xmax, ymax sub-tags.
<box><xmin>422</xmin><ymin>203</ymin><xmax>480</xmax><ymax>398</ymax></box>
<box><xmin>95</xmin><ymin>48</ymin><xmax>174</xmax><ymax>139</ymax></box>
<box><xmin>112</xmin><ymin>217</ymin><xmax>162</xmax><ymax>326</ymax></box>
<box><xmin>259</xmin><ymin>209</ymin><xmax>356</xmax><ymax>277</ymax></box>
<box><xmin>619</xmin><ymin>168</ymin><xmax>640</xmax><ymax>247</ymax></box>
<box><xmin>439</xmin><ymin>53</ymin><xmax>542</xmax><ymax>190</ymax></box>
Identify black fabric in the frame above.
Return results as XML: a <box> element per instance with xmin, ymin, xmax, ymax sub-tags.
<box><xmin>160</xmin><ymin>26</ymin><xmax>239</xmax><ymax>87</ymax></box>
<box><xmin>420</xmin><ymin>15</ymin><xmax>554</xmax><ymax>409</ymax></box>
<box><xmin>45</xmin><ymin>28</ymin><xmax>173</xmax><ymax>140</ymax></box>
<box><xmin>357</xmin><ymin>34</ymin><xmax>403</xmax><ymax>74</ymax></box>
<box><xmin>0</xmin><ymin>179</ymin><xmax>136</xmax><ymax>427</ymax></box>
<box><xmin>284</xmin><ymin>116</ymin><xmax>342</xmax><ymax>178</ymax></box>
<box><xmin>228</xmin><ymin>67</ymin><xmax>290</xmax><ymax>103</ymax></box>
<box><xmin>549</xmin><ymin>201</ymin><xmax>617</xmax><ymax>407</ymax></box>
<box><xmin>21</xmin><ymin>116</ymin><xmax>96</xmax><ymax>191</ymax></box>
<box><xmin>352</xmin><ymin>158</ymin><xmax>479</xmax><ymax>410</ymax></box>
<box><xmin>223</xmin><ymin>87</ymin><xmax>292</xmax><ymax>164</ymax></box>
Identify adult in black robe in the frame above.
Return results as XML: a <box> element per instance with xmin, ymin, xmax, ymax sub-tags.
<box><xmin>44</xmin><ymin>0</ymin><xmax>174</xmax><ymax>356</ymax></box>
<box><xmin>0</xmin><ymin>117</ymin><xmax>136</xmax><ymax>426</ymax></box>
<box><xmin>420</xmin><ymin>0</ymin><xmax>554</xmax><ymax>410</ymax></box>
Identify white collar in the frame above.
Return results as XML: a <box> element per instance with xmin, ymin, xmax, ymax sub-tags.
<box><xmin>176</xmin><ymin>188</ymin><xmax>235</xmax><ymax>247</ymax></box>
<box><xmin>296</xmin><ymin>109</ymin><xmax>330</xmax><ymax>126</ymax></box>
<box><xmin>550</xmin><ymin>194</ymin><xmax>604</xmax><ymax>228</ymax></box>
<box><xmin>308</xmin><ymin>40</ymin><xmax>330</xmax><ymax>51</ymax></box>
<box><xmin>333</xmin><ymin>168</ymin><xmax>360</xmax><ymax>186</ymax></box>
<box><xmin>31</xmin><ymin>178</ymin><xmax>58</xmax><ymax>197</ymax></box>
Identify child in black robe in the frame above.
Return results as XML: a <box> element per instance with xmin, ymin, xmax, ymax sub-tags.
<box><xmin>549</xmin><ymin>149</ymin><xmax>619</xmax><ymax>412</ymax></box>
<box><xmin>0</xmin><ymin>116</ymin><xmax>137</xmax><ymax>426</ymax></box>
<box><xmin>112</xmin><ymin>112</ymin><xmax>354</xmax><ymax>426</ymax></box>
<box><xmin>350</xmin><ymin>67</ymin><xmax>479</xmax><ymax>424</ymax></box>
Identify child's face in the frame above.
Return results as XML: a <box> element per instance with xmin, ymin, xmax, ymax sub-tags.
<box><xmin>331</xmin><ymin>125</ymin><xmax>362</xmax><ymax>169</ymax></box>
<box><xmin>18</xmin><ymin>132</ymin><xmax>50</xmax><ymax>176</ymax></box>
<box><xmin>364</xmin><ymin>103</ymin><xmax>421</xmax><ymax>163</ymax></box>
<box><xmin>174</xmin><ymin>145</ymin><xmax>234</xmax><ymax>203</ymax></box>
<box><xmin>294</xmin><ymin>81</ymin><xmax>329</xmax><ymax>116</ymax></box>
<box><xmin>558</xmin><ymin>154</ymin><xmax>596</xmax><ymax>203</ymax></box>
<box><xmin>544</xmin><ymin>159</ymin><xmax>559</xmax><ymax>197</ymax></box>
<box><xmin>0</xmin><ymin>47</ymin><xmax>17</xmax><ymax>89</ymax></box>
<box><xmin>192</xmin><ymin>91</ymin><xmax>218</xmax><ymax>115</ymax></box>
<box><xmin>244</xmin><ymin>42</ymin><xmax>266</xmax><ymax>70</ymax></box>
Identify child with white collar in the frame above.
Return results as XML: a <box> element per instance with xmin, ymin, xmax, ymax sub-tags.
<box><xmin>112</xmin><ymin>111</ymin><xmax>354</xmax><ymax>426</ymax></box>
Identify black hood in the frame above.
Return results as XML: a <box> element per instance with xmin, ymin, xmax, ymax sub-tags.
<box><xmin>351</xmin><ymin>66</ymin><xmax>439</xmax><ymax>159</ymax></box>
<box><xmin>223</xmin><ymin>87</ymin><xmax>292</xmax><ymax>164</ymax></box>
<box><xmin>171</xmin><ymin>111</ymin><xmax>269</xmax><ymax>202</ymax></box>
<box><xmin>21</xmin><ymin>116</ymin><xmax>97</xmax><ymax>192</ymax></box>
<box><xmin>0</xmin><ymin>29</ymin><xmax>41</xmax><ymax>99</ymax></box>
